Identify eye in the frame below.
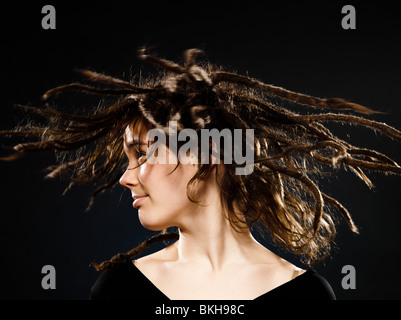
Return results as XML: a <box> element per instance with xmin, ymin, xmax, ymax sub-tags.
<box><xmin>134</xmin><ymin>146</ymin><xmax>147</xmax><ymax>160</ymax></box>
<box><xmin>136</xmin><ymin>149</ymin><xmax>147</xmax><ymax>158</ymax></box>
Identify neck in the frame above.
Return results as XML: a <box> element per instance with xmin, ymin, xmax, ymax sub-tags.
<box><xmin>173</xmin><ymin>182</ymin><xmax>258</xmax><ymax>271</ymax></box>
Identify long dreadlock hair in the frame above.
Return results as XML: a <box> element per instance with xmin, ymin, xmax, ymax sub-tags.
<box><xmin>1</xmin><ymin>48</ymin><xmax>401</xmax><ymax>269</ymax></box>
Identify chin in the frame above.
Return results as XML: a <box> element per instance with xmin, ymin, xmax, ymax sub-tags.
<box><xmin>138</xmin><ymin>211</ymin><xmax>171</xmax><ymax>232</ymax></box>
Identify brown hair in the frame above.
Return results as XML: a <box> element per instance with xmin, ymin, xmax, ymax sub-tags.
<box><xmin>2</xmin><ymin>48</ymin><xmax>401</xmax><ymax>268</ymax></box>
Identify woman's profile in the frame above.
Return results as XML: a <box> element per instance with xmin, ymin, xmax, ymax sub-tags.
<box><xmin>2</xmin><ymin>48</ymin><xmax>401</xmax><ymax>300</ymax></box>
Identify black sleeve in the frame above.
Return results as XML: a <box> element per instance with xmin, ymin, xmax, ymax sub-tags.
<box><xmin>89</xmin><ymin>261</ymin><xmax>136</xmax><ymax>300</ymax></box>
<box><xmin>303</xmin><ymin>271</ymin><xmax>336</xmax><ymax>300</ymax></box>
<box><xmin>254</xmin><ymin>269</ymin><xmax>336</xmax><ymax>300</ymax></box>
<box><xmin>89</xmin><ymin>267</ymin><xmax>120</xmax><ymax>300</ymax></box>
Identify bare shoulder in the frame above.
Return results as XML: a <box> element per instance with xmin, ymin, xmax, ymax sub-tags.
<box><xmin>134</xmin><ymin>240</ymin><xmax>305</xmax><ymax>277</ymax></box>
<box><xmin>132</xmin><ymin>241</ymin><xmax>306</xmax><ymax>299</ymax></box>
<box><xmin>249</xmin><ymin>242</ymin><xmax>306</xmax><ymax>278</ymax></box>
<box><xmin>133</xmin><ymin>243</ymin><xmax>177</xmax><ymax>275</ymax></box>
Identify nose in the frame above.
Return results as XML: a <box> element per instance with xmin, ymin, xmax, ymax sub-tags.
<box><xmin>119</xmin><ymin>166</ymin><xmax>139</xmax><ymax>189</ymax></box>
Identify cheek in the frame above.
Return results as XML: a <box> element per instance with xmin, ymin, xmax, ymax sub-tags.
<box><xmin>138</xmin><ymin>162</ymin><xmax>175</xmax><ymax>186</ymax></box>
<box><xmin>140</xmin><ymin>162</ymin><xmax>198</xmax><ymax>207</ymax></box>
<box><xmin>137</xmin><ymin>164</ymin><xmax>197</xmax><ymax>231</ymax></box>
<box><xmin>137</xmin><ymin>162</ymin><xmax>152</xmax><ymax>183</ymax></box>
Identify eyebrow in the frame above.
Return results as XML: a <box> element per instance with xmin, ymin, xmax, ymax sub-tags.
<box><xmin>128</xmin><ymin>141</ymin><xmax>147</xmax><ymax>146</ymax></box>
<box><xmin>124</xmin><ymin>140</ymin><xmax>148</xmax><ymax>151</ymax></box>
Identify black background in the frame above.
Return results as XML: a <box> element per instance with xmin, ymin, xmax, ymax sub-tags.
<box><xmin>0</xmin><ymin>1</ymin><xmax>400</xmax><ymax>300</ymax></box>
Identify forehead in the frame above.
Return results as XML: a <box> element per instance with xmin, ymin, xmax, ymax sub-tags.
<box><xmin>124</xmin><ymin>126</ymin><xmax>146</xmax><ymax>145</ymax></box>
<box><xmin>123</xmin><ymin>117</ymin><xmax>153</xmax><ymax>144</ymax></box>
<box><xmin>124</xmin><ymin>125</ymin><xmax>135</xmax><ymax>144</ymax></box>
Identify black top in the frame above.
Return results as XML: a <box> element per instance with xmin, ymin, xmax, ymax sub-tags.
<box><xmin>90</xmin><ymin>259</ymin><xmax>336</xmax><ymax>300</ymax></box>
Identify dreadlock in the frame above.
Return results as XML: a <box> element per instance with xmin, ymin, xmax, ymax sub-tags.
<box><xmin>1</xmin><ymin>48</ymin><xmax>400</xmax><ymax>269</ymax></box>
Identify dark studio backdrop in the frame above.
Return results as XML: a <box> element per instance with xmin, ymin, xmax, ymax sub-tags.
<box><xmin>0</xmin><ymin>1</ymin><xmax>400</xmax><ymax>300</ymax></box>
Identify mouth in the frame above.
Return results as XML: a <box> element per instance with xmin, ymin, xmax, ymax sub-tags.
<box><xmin>133</xmin><ymin>195</ymin><xmax>149</xmax><ymax>209</ymax></box>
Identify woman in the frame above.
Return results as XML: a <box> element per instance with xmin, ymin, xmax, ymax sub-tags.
<box><xmin>2</xmin><ymin>48</ymin><xmax>401</xmax><ymax>300</ymax></box>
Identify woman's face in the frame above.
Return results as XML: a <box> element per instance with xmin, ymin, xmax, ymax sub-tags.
<box><xmin>119</xmin><ymin>124</ymin><xmax>200</xmax><ymax>231</ymax></box>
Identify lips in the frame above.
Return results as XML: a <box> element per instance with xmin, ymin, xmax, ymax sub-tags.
<box><xmin>133</xmin><ymin>195</ymin><xmax>149</xmax><ymax>208</ymax></box>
